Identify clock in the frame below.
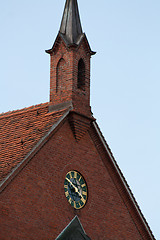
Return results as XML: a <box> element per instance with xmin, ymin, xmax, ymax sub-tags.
<box><xmin>64</xmin><ymin>170</ymin><xmax>87</xmax><ymax>209</ymax></box>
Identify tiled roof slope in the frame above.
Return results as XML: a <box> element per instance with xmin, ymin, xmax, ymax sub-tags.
<box><xmin>0</xmin><ymin>103</ymin><xmax>69</xmax><ymax>183</ymax></box>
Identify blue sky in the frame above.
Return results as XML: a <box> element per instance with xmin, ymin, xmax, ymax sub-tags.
<box><xmin>0</xmin><ymin>0</ymin><xmax>160</xmax><ymax>238</ymax></box>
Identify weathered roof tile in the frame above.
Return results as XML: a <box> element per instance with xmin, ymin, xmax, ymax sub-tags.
<box><xmin>0</xmin><ymin>103</ymin><xmax>69</xmax><ymax>183</ymax></box>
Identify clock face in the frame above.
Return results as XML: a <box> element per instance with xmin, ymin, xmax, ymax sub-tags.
<box><xmin>64</xmin><ymin>170</ymin><xmax>87</xmax><ymax>209</ymax></box>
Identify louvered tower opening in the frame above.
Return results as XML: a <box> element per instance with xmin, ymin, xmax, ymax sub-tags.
<box><xmin>77</xmin><ymin>58</ymin><xmax>85</xmax><ymax>90</ymax></box>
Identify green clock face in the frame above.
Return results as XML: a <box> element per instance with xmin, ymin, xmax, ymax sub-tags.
<box><xmin>64</xmin><ymin>170</ymin><xmax>87</xmax><ymax>209</ymax></box>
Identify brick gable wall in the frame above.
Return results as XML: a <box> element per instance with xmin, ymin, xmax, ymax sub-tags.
<box><xmin>0</xmin><ymin>118</ymin><xmax>144</xmax><ymax>240</ymax></box>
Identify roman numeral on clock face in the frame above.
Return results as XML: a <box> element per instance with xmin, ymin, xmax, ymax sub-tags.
<box><xmin>65</xmin><ymin>191</ymin><xmax>69</xmax><ymax>197</ymax></box>
<box><xmin>74</xmin><ymin>171</ymin><xmax>77</xmax><ymax>178</ymax></box>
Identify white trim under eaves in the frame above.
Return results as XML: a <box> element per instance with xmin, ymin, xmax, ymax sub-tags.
<box><xmin>93</xmin><ymin>121</ymin><xmax>154</xmax><ymax>240</ymax></box>
<box><xmin>0</xmin><ymin>110</ymin><xmax>70</xmax><ymax>193</ymax></box>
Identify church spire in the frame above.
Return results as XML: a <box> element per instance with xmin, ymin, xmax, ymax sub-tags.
<box><xmin>46</xmin><ymin>0</ymin><xmax>95</xmax><ymax>117</ymax></box>
<box><xmin>59</xmin><ymin>0</ymin><xmax>83</xmax><ymax>45</ymax></box>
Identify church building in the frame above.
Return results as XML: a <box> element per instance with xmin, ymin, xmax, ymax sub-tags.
<box><xmin>0</xmin><ymin>0</ymin><xmax>155</xmax><ymax>239</ymax></box>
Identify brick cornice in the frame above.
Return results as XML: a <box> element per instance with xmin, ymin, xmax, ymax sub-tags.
<box><xmin>68</xmin><ymin>111</ymin><xmax>95</xmax><ymax>141</ymax></box>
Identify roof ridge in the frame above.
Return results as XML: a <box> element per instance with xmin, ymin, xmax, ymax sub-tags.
<box><xmin>0</xmin><ymin>102</ymin><xmax>50</xmax><ymax>119</ymax></box>
<box><xmin>45</xmin><ymin>107</ymin><xmax>70</xmax><ymax>116</ymax></box>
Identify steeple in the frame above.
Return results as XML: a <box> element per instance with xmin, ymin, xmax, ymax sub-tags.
<box><xmin>46</xmin><ymin>0</ymin><xmax>95</xmax><ymax>117</ymax></box>
<box><xmin>59</xmin><ymin>0</ymin><xmax>83</xmax><ymax>45</ymax></box>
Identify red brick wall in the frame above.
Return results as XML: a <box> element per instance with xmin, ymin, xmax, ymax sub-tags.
<box><xmin>0</xmin><ymin>119</ymin><xmax>144</xmax><ymax>240</ymax></box>
<box><xmin>49</xmin><ymin>37</ymin><xmax>91</xmax><ymax>116</ymax></box>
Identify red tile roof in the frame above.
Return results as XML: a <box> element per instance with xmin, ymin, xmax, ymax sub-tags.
<box><xmin>0</xmin><ymin>102</ymin><xmax>69</xmax><ymax>183</ymax></box>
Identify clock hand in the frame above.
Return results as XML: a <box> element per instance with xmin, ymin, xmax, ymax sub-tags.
<box><xmin>66</xmin><ymin>178</ymin><xmax>79</xmax><ymax>193</ymax></box>
<box><xmin>66</xmin><ymin>178</ymin><xmax>84</xmax><ymax>199</ymax></box>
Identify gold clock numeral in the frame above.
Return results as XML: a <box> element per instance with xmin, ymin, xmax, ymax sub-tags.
<box><xmin>65</xmin><ymin>191</ymin><xmax>69</xmax><ymax>197</ymax></box>
<box><xmin>81</xmin><ymin>183</ymin><xmax>86</xmax><ymax>188</ymax></box>
<box><xmin>74</xmin><ymin>171</ymin><xmax>77</xmax><ymax>178</ymax></box>
<box><xmin>64</xmin><ymin>185</ymin><xmax>68</xmax><ymax>189</ymax></box>
<box><xmin>69</xmin><ymin>197</ymin><xmax>72</xmax><ymax>204</ymax></box>
<box><xmin>82</xmin><ymin>191</ymin><xmax>87</xmax><ymax>196</ymax></box>
<box><xmin>81</xmin><ymin>197</ymin><xmax>86</xmax><ymax>204</ymax></box>
<box><xmin>69</xmin><ymin>172</ymin><xmax>72</xmax><ymax>179</ymax></box>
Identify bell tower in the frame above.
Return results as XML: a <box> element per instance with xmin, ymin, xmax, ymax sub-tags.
<box><xmin>46</xmin><ymin>0</ymin><xmax>95</xmax><ymax>117</ymax></box>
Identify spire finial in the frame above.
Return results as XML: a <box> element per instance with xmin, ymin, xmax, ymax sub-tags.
<box><xmin>59</xmin><ymin>0</ymin><xmax>83</xmax><ymax>45</ymax></box>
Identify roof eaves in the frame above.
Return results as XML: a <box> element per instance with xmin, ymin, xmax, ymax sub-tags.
<box><xmin>45</xmin><ymin>32</ymin><xmax>96</xmax><ymax>57</ymax></box>
<box><xmin>82</xmin><ymin>33</ymin><xmax>96</xmax><ymax>55</ymax></box>
<box><xmin>45</xmin><ymin>33</ymin><xmax>61</xmax><ymax>54</ymax></box>
<box><xmin>45</xmin><ymin>32</ymin><xmax>79</xmax><ymax>55</ymax></box>
<box><xmin>92</xmin><ymin>121</ymin><xmax>155</xmax><ymax>240</ymax></box>
<box><xmin>0</xmin><ymin>109</ymin><xmax>71</xmax><ymax>193</ymax></box>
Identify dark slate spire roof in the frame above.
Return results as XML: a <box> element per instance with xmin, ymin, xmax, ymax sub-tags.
<box><xmin>59</xmin><ymin>0</ymin><xmax>84</xmax><ymax>45</ymax></box>
<box><xmin>46</xmin><ymin>0</ymin><xmax>96</xmax><ymax>54</ymax></box>
<box><xmin>56</xmin><ymin>216</ymin><xmax>91</xmax><ymax>240</ymax></box>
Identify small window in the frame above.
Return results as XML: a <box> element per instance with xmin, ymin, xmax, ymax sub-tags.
<box><xmin>56</xmin><ymin>58</ymin><xmax>66</xmax><ymax>92</ymax></box>
<box><xmin>77</xmin><ymin>59</ymin><xmax>85</xmax><ymax>90</ymax></box>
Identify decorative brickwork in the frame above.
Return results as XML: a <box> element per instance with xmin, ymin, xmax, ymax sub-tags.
<box><xmin>68</xmin><ymin>111</ymin><xmax>94</xmax><ymax>141</ymax></box>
